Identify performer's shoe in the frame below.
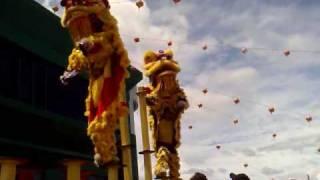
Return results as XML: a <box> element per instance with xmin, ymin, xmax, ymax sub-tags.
<box><xmin>94</xmin><ymin>155</ymin><xmax>120</xmax><ymax>168</ymax></box>
<box><xmin>155</xmin><ymin>172</ymin><xmax>167</xmax><ymax>179</ymax></box>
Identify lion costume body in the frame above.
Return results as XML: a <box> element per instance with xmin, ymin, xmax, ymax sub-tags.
<box><xmin>143</xmin><ymin>50</ymin><xmax>189</xmax><ymax>179</ymax></box>
<box><xmin>60</xmin><ymin>0</ymin><xmax>130</xmax><ymax>166</ymax></box>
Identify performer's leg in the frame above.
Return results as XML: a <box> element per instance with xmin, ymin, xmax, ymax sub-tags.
<box><xmin>169</xmin><ymin>151</ymin><xmax>181</xmax><ymax>180</ymax></box>
<box><xmin>154</xmin><ymin>146</ymin><xmax>170</xmax><ymax>178</ymax></box>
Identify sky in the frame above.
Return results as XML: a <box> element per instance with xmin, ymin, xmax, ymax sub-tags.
<box><xmin>35</xmin><ymin>0</ymin><xmax>320</xmax><ymax>179</ymax></box>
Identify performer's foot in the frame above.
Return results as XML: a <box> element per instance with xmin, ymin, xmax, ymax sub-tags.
<box><xmin>94</xmin><ymin>153</ymin><xmax>102</xmax><ymax>167</ymax></box>
<box><xmin>94</xmin><ymin>154</ymin><xmax>120</xmax><ymax>167</ymax></box>
<box><xmin>155</xmin><ymin>171</ymin><xmax>167</xmax><ymax>179</ymax></box>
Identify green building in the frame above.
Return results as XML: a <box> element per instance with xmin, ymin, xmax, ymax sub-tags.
<box><xmin>0</xmin><ymin>0</ymin><xmax>141</xmax><ymax>179</ymax></box>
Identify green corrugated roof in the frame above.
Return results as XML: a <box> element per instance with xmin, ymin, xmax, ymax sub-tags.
<box><xmin>0</xmin><ymin>0</ymin><xmax>72</xmax><ymax>67</ymax></box>
<box><xmin>0</xmin><ymin>0</ymin><xmax>142</xmax><ymax>89</ymax></box>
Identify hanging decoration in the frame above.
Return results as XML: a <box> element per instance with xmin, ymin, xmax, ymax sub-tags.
<box><xmin>202</xmin><ymin>89</ymin><xmax>208</xmax><ymax>94</ymax></box>
<box><xmin>202</xmin><ymin>44</ymin><xmax>208</xmax><ymax>50</ymax></box>
<box><xmin>241</xmin><ymin>47</ymin><xmax>248</xmax><ymax>54</ymax></box>
<box><xmin>59</xmin><ymin>0</ymin><xmax>130</xmax><ymax>166</ymax></box>
<box><xmin>268</xmin><ymin>106</ymin><xmax>275</xmax><ymax>114</ymax></box>
<box><xmin>173</xmin><ymin>0</ymin><xmax>181</xmax><ymax>4</ymax></box>
<box><xmin>284</xmin><ymin>49</ymin><xmax>291</xmax><ymax>56</ymax></box>
<box><xmin>272</xmin><ymin>133</ymin><xmax>277</xmax><ymax>139</ymax></box>
<box><xmin>134</xmin><ymin>37</ymin><xmax>140</xmax><ymax>43</ymax></box>
<box><xmin>136</xmin><ymin>0</ymin><xmax>144</xmax><ymax>9</ymax></box>
<box><xmin>143</xmin><ymin>49</ymin><xmax>189</xmax><ymax>179</ymax></box>
<box><xmin>216</xmin><ymin>145</ymin><xmax>221</xmax><ymax>150</ymax></box>
<box><xmin>305</xmin><ymin>115</ymin><xmax>313</xmax><ymax>123</ymax></box>
<box><xmin>233</xmin><ymin>97</ymin><xmax>240</xmax><ymax>104</ymax></box>
<box><xmin>52</xmin><ymin>6</ymin><xmax>59</xmax><ymax>12</ymax></box>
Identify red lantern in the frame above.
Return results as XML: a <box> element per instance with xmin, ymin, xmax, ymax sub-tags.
<box><xmin>241</xmin><ymin>47</ymin><xmax>248</xmax><ymax>54</ymax></box>
<box><xmin>168</xmin><ymin>41</ymin><xmax>173</xmax><ymax>46</ymax></box>
<box><xmin>52</xmin><ymin>6</ymin><xmax>59</xmax><ymax>12</ymax></box>
<box><xmin>173</xmin><ymin>0</ymin><xmax>181</xmax><ymax>4</ymax></box>
<box><xmin>136</xmin><ymin>0</ymin><xmax>144</xmax><ymax>8</ymax></box>
<box><xmin>272</xmin><ymin>133</ymin><xmax>277</xmax><ymax>138</ymax></box>
<box><xmin>284</xmin><ymin>49</ymin><xmax>290</xmax><ymax>56</ymax></box>
<box><xmin>202</xmin><ymin>89</ymin><xmax>208</xmax><ymax>94</ymax></box>
<box><xmin>305</xmin><ymin>115</ymin><xmax>312</xmax><ymax>123</ymax></box>
<box><xmin>268</xmin><ymin>106</ymin><xmax>275</xmax><ymax>114</ymax></box>
<box><xmin>233</xmin><ymin>97</ymin><xmax>240</xmax><ymax>104</ymax></box>
<box><xmin>134</xmin><ymin>37</ymin><xmax>140</xmax><ymax>43</ymax></box>
<box><xmin>202</xmin><ymin>45</ymin><xmax>208</xmax><ymax>50</ymax></box>
<box><xmin>198</xmin><ymin>104</ymin><xmax>203</xmax><ymax>108</ymax></box>
<box><xmin>216</xmin><ymin>145</ymin><xmax>221</xmax><ymax>150</ymax></box>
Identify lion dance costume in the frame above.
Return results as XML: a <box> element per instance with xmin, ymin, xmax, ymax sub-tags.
<box><xmin>143</xmin><ymin>50</ymin><xmax>189</xmax><ymax>179</ymax></box>
<box><xmin>60</xmin><ymin>0</ymin><xmax>130</xmax><ymax>166</ymax></box>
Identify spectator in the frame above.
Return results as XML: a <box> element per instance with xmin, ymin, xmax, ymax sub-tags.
<box><xmin>230</xmin><ymin>172</ymin><xmax>250</xmax><ymax>180</ymax></box>
<box><xmin>190</xmin><ymin>172</ymin><xmax>208</xmax><ymax>180</ymax></box>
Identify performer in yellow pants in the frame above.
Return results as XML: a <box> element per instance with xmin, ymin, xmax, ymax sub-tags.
<box><xmin>143</xmin><ymin>49</ymin><xmax>189</xmax><ymax>179</ymax></box>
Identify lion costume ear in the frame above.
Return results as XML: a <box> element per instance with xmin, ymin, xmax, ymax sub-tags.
<box><xmin>144</xmin><ymin>50</ymin><xmax>157</xmax><ymax>64</ymax></box>
<box><xmin>102</xmin><ymin>0</ymin><xmax>110</xmax><ymax>8</ymax></box>
<box><xmin>164</xmin><ymin>49</ymin><xmax>174</xmax><ymax>59</ymax></box>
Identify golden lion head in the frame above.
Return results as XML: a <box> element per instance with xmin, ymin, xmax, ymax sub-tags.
<box><xmin>143</xmin><ymin>49</ymin><xmax>181</xmax><ymax>77</ymax></box>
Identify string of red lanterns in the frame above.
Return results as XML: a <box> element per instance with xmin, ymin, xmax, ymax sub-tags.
<box><xmin>125</xmin><ymin>34</ymin><xmax>320</xmax><ymax>56</ymax></box>
<box><xmin>196</xmin><ymin>89</ymin><xmax>315</xmax><ymax>124</ymax></box>
<box><xmin>50</xmin><ymin>1</ymin><xmax>320</xmax><ymax>56</ymax></box>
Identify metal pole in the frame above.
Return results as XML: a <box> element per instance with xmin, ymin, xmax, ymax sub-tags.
<box><xmin>0</xmin><ymin>159</ymin><xmax>20</xmax><ymax>180</ymax></box>
<box><xmin>137</xmin><ymin>87</ymin><xmax>153</xmax><ymax>180</ymax></box>
<box><xmin>119</xmin><ymin>86</ymin><xmax>133</xmax><ymax>180</ymax></box>
<box><xmin>63</xmin><ymin>160</ymin><xmax>84</xmax><ymax>180</ymax></box>
<box><xmin>108</xmin><ymin>166</ymin><xmax>119</xmax><ymax>180</ymax></box>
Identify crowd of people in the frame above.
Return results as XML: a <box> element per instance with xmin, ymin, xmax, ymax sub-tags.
<box><xmin>189</xmin><ymin>172</ymin><xmax>250</xmax><ymax>180</ymax></box>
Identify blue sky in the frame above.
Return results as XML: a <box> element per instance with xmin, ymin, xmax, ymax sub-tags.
<box><xmin>35</xmin><ymin>0</ymin><xmax>320</xmax><ymax>179</ymax></box>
